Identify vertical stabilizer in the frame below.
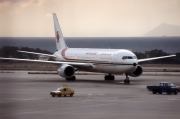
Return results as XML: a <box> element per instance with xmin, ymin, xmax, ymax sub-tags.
<box><xmin>53</xmin><ymin>13</ymin><xmax>67</xmax><ymax>50</ymax></box>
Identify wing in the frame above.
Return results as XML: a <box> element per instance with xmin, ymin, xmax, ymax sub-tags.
<box><xmin>138</xmin><ymin>55</ymin><xmax>176</xmax><ymax>62</ymax></box>
<box><xmin>17</xmin><ymin>50</ymin><xmax>56</xmax><ymax>58</ymax></box>
<box><xmin>0</xmin><ymin>57</ymin><xmax>92</xmax><ymax>68</ymax></box>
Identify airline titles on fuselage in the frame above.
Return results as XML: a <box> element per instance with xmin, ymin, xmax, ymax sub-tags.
<box><xmin>86</xmin><ymin>52</ymin><xmax>114</xmax><ymax>56</ymax></box>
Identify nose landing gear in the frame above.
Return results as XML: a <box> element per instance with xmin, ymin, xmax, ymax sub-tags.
<box><xmin>124</xmin><ymin>74</ymin><xmax>130</xmax><ymax>84</ymax></box>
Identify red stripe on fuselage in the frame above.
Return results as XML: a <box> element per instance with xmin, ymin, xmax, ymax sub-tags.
<box><xmin>61</xmin><ymin>48</ymin><xmax>68</xmax><ymax>60</ymax></box>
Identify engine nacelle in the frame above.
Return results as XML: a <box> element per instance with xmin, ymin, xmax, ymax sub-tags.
<box><xmin>57</xmin><ymin>65</ymin><xmax>75</xmax><ymax>78</ymax></box>
<box><xmin>129</xmin><ymin>65</ymin><xmax>143</xmax><ymax>77</ymax></box>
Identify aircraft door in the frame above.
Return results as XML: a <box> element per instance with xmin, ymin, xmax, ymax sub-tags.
<box><xmin>112</xmin><ymin>53</ymin><xmax>118</xmax><ymax>74</ymax></box>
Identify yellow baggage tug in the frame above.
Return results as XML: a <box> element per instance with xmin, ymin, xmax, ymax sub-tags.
<box><xmin>50</xmin><ymin>85</ymin><xmax>74</xmax><ymax>97</ymax></box>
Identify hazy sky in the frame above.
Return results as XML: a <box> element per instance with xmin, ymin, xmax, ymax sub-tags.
<box><xmin>0</xmin><ymin>0</ymin><xmax>180</xmax><ymax>37</ymax></box>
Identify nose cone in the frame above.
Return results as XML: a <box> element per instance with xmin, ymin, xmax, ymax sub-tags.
<box><xmin>133</xmin><ymin>58</ymin><xmax>138</xmax><ymax>66</ymax></box>
<box><xmin>133</xmin><ymin>62</ymin><xmax>137</xmax><ymax>66</ymax></box>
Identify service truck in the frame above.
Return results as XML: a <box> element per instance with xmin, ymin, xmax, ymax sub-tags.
<box><xmin>147</xmin><ymin>82</ymin><xmax>180</xmax><ymax>95</ymax></box>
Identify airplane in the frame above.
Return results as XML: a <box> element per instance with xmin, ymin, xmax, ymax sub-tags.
<box><xmin>0</xmin><ymin>13</ymin><xmax>176</xmax><ymax>84</ymax></box>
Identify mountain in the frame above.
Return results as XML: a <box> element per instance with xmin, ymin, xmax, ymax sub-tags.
<box><xmin>145</xmin><ymin>23</ymin><xmax>180</xmax><ymax>36</ymax></box>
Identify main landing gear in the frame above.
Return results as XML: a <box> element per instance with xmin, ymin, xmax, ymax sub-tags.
<box><xmin>66</xmin><ymin>76</ymin><xmax>76</xmax><ymax>81</ymax></box>
<box><xmin>124</xmin><ymin>74</ymin><xmax>130</xmax><ymax>84</ymax></box>
<box><xmin>104</xmin><ymin>74</ymin><xmax>115</xmax><ymax>80</ymax></box>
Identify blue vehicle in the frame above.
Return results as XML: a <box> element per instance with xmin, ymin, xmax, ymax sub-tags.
<box><xmin>147</xmin><ymin>82</ymin><xmax>180</xmax><ymax>95</ymax></box>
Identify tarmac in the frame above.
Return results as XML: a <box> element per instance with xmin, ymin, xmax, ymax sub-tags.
<box><xmin>0</xmin><ymin>71</ymin><xmax>180</xmax><ymax>119</ymax></box>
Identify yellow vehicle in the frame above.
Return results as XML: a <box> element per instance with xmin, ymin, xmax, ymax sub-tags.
<box><xmin>50</xmin><ymin>85</ymin><xmax>74</xmax><ymax>97</ymax></box>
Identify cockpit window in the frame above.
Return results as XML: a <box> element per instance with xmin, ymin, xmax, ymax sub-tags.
<box><xmin>122</xmin><ymin>56</ymin><xmax>137</xmax><ymax>60</ymax></box>
<box><xmin>122</xmin><ymin>56</ymin><xmax>130</xmax><ymax>60</ymax></box>
<box><xmin>133</xmin><ymin>56</ymin><xmax>137</xmax><ymax>59</ymax></box>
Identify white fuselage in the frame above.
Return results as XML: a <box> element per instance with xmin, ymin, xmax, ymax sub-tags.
<box><xmin>54</xmin><ymin>48</ymin><xmax>138</xmax><ymax>74</ymax></box>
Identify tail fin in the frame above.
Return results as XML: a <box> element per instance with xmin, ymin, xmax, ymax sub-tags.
<box><xmin>53</xmin><ymin>13</ymin><xmax>67</xmax><ymax>50</ymax></box>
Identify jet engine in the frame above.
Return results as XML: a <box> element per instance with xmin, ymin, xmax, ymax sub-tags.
<box><xmin>57</xmin><ymin>65</ymin><xmax>75</xmax><ymax>78</ymax></box>
<box><xmin>129</xmin><ymin>65</ymin><xmax>143</xmax><ymax>77</ymax></box>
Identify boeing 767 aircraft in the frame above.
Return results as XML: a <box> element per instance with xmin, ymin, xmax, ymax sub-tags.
<box><xmin>0</xmin><ymin>13</ymin><xmax>176</xmax><ymax>84</ymax></box>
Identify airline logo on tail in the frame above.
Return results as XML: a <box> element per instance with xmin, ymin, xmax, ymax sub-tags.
<box><xmin>56</xmin><ymin>31</ymin><xmax>60</xmax><ymax>43</ymax></box>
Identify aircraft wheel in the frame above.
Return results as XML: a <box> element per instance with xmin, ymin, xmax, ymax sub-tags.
<box><xmin>174</xmin><ymin>92</ymin><xmax>177</xmax><ymax>95</ymax></box>
<box><xmin>66</xmin><ymin>76</ymin><xmax>76</xmax><ymax>81</ymax></box>
<box><xmin>104</xmin><ymin>75</ymin><xmax>108</xmax><ymax>80</ymax></box>
<box><xmin>104</xmin><ymin>75</ymin><xmax>115</xmax><ymax>80</ymax></box>
<box><xmin>124</xmin><ymin>74</ymin><xmax>130</xmax><ymax>84</ymax></box>
<box><xmin>72</xmin><ymin>76</ymin><xmax>76</xmax><ymax>81</ymax></box>
<box><xmin>111</xmin><ymin>75</ymin><xmax>115</xmax><ymax>80</ymax></box>
<box><xmin>124</xmin><ymin>79</ymin><xmax>130</xmax><ymax>84</ymax></box>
